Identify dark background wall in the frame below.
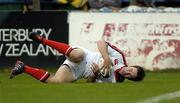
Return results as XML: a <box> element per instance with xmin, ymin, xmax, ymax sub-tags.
<box><xmin>0</xmin><ymin>11</ymin><xmax>68</xmax><ymax>68</ymax></box>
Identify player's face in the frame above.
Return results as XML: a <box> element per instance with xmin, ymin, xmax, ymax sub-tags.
<box><xmin>120</xmin><ymin>66</ymin><xmax>138</xmax><ymax>79</ymax></box>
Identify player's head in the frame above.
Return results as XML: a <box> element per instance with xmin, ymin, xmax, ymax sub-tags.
<box><xmin>120</xmin><ymin>65</ymin><xmax>145</xmax><ymax>81</ymax></box>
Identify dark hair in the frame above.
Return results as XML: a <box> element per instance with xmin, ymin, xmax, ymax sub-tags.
<box><xmin>128</xmin><ymin>65</ymin><xmax>145</xmax><ymax>81</ymax></box>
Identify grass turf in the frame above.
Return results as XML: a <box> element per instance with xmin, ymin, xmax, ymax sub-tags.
<box><xmin>1</xmin><ymin>70</ymin><xmax>180</xmax><ymax>103</ymax></box>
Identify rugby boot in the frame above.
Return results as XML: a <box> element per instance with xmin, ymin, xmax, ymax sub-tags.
<box><xmin>10</xmin><ymin>61</ymin><xmax>25</xmax><ymax>79</ymax></box>
<box><xmin>29</xmin><ymin>32</ymin><xmax>44</xmax><ymax>43</ymax></box>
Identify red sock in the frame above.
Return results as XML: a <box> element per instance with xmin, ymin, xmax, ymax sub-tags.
<box><xmin>24</xmin><ymin>65</ymin><xmax>50</xmax><ymax>82</ymax></box>
<box><xmin>42</xmin><ymin>39</ymin><xmax>73</xmax><ymax>56</ymax></box>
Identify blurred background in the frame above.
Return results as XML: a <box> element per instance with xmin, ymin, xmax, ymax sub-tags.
<box><xmin>0</xmin><ymin>1</ymin><xmax>180</xmax><ymax>103</ymax></box>
<box><xmin>0</xmin><ymin>0</ymin><xmax>180</xmax><ymax>11</ymax></box>
<box><xmin>0</xmin><ymin>0</ymin><xmax>180</xmax><ymax>70</ymax></box>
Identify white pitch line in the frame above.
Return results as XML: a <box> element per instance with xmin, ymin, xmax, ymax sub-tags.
<box><xmin>137</xmin><ymin>90</ymin><xmax>180</xmax><ymax>103</ymax></box>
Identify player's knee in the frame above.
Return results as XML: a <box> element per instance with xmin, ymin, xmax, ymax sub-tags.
<box><xmin>70</xmin><ymin>53</ymin><xmax>84</xmax><ymax>62</ymax></box>
<box><xmin>68</xmin><ymin>49</ymin><xmax>84</xmax><ymax>63</ymax></box>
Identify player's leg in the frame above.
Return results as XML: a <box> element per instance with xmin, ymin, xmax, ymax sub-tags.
<box><xmin>46</xmin><ymin>65</ymin><xmax>75</xmax><ymax>83</ymax></box>
<box><xmin>10</xmin><ymin>61</ymin><xmax>75</xmax><ymax>83</ymax></box>
<box><xmin>29</xmin><ymin>32</ymin><xmax>84</xmax><ymax>63</ymax></box>
<box><xmin>10</xmin><ymin>61</ymin><xmax>50</xmax><ymax>82</ymax></box>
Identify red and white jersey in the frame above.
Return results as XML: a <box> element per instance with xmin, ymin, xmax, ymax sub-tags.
<box><xmin>96</xmin><ymin>42</ymin><xmax>128</xmax><ymax>83</ymax></box>
<box><xmin>63</xmin><ymin>42</ymin><xmax>127</xmax><ymax>83</ymax></box>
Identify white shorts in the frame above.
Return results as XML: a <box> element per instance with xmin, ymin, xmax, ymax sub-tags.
<box><xmin>63</xmin><ymin>46</ymin><xmax>101</xmax><ymax>80</ymax></box>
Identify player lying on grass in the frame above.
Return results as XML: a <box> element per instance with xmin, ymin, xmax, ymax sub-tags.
<box><xmin>10</xmin><ymin>32</ymin><xmax>145</xmax><ymax>83</ymax></box>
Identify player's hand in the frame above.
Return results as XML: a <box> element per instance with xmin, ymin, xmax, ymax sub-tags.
<box><xmin>90</xmin><ymin>63</ymin><xmax>100</xmax><ymax>76</ymax></box>
<box><xmin>100</xmin><ymin>57</ymin><xmax>113</xmax><ymax>78</ymax></box>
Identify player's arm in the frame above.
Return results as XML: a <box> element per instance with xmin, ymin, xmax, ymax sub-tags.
<box><xmin>97</xmin><ymin>38</ymin><xmax>113</xmax><ymax>77</ymax></box>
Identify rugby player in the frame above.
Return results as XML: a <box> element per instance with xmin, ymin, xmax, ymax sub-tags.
<box><xmin>10</xmin><ymin>32</ymin><xmax>145</xmax><ymax>83</ymax></box>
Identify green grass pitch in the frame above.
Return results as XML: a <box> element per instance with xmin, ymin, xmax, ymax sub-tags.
<box><xmin>1</xmin><ymin>69</ymin><xmax>180</xmax><ymax>103</ymax></box>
